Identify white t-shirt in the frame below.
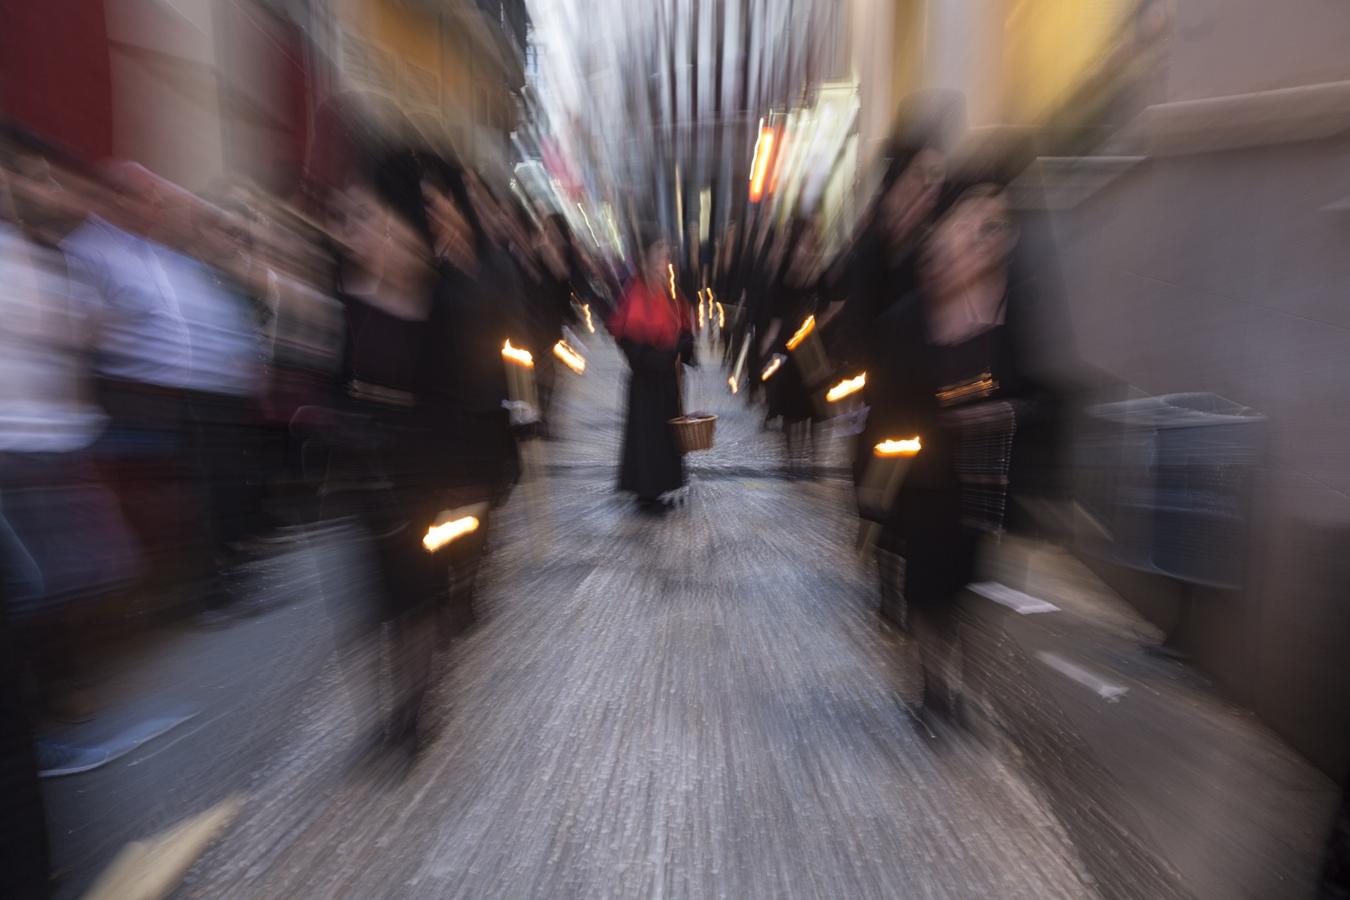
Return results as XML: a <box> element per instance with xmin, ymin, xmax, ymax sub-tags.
<box><xmin>0</xmin><ymin>224</ymin><xmax>106</xmax><ymax>452</ymax></box>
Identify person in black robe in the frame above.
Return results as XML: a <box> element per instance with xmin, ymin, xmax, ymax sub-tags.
<box><xmin>311</xmin><ymin>140</ymin><xmax>442</xmax><ymax>766</ymax></box>
<box><xmin>609</xmin><ymin>231</ymin><xmax>694</xmax><ymax>513</ymax></box>
<box><xmin>532</xmin><ymin>213</ymin><xmax>581</xmax><ymax>438</ymax></box>
<box><xmin>836</xmin><ymin>135</ymin><xmax>949</xmax><ymax>633</ymax></box>
<box><xmin>421</xmin><ymin>161</ymin><xmax>524</xmax><ymax>638</ymax></box>
<box><xmin>863</xmin><ymin>174</ymin><xmax>1067</xmax><ymax>719</ymax></box>
<box><xmin>762</xmin><ymin>219</ymin><xmax>824</xmax><ymax>477</ymax></box>
<box><xmin>824</xmin><ymin>135</ymin><xmax>947</xmax><ymax>375</ymax></box>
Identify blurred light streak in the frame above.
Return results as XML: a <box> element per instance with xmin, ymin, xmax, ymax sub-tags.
<box><xmin>749</xmin><ymin>123</ymin><xmax>775</xmax><ymax>202</ymax></box>
<box><xmin>699</xmin><ymin>187</ymin><xmax>711</xmax><ymax>244</ymax></box>
<box><xmin>785</xmin><ymin>315</ymin><xmax>815</xmax><ymax>351</ymax></box>
<box><xmin>761</xmin><ymin>354</ymin><xmax>784</xmax><ymax>381</ymax></box>
<box><xmin>581</xmin><ymin>303</ymin><xmax>595</xmax><ymax>333</ymax></box>
<box><xmin>553</xmin><ymin>340</ymin><xmax>587</xmax><ymax>374</ymax></box>
<box><xmin>667</xmin><ymin>263</ymin><xmax>677</xmax><ymax>299</ymax></box>
<box><xmin>576</xmin><ymin>203</ymin><xmax>599</xmax><ymax>246</ymax></box>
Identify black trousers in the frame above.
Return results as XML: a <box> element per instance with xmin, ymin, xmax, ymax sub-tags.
<box><xmin>0</xmin><ymin>600</ymin><xmax>51</xmax><ymax>899</ymax></box>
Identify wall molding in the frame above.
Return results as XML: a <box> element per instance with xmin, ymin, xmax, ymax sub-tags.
<box><xmin>1130</xmin><ymin>81</ymin><xmax>1350</xmax><ymax>156</ymax></box>
<box><xmin>1012</xmin><ymin>155</ymin><xmax>1146</xmax><ymax>210</ymax></box>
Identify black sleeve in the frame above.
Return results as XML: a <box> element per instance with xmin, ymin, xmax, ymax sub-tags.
<box><xmin>677</xmin><ymin>332</ymin><xmax>697</xmax><ymax>368</ymax></box>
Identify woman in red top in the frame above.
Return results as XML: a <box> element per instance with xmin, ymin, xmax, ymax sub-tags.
<box><xmin>608</xmin><ymin>233</ymin><xmax>694</xmax><ymax>513</ymax></box>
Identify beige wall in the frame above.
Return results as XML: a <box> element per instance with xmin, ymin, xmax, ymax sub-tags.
<box><xmin>1047</xmin><ymin>0</ymin><xmax>1350</xmax><ymax>775</ymax></box>
<box><xmin>104</xmin><ymin>0</ymin><xmax>226</xmax><ymax>191</ymax></box>
<box><xmin>1163</xmin><ymin>0</ymin><xmax>1350</xmax><ymax>102</ymax></box>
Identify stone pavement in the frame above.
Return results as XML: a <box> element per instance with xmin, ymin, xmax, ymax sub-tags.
<box><xmin>177</xmin><ymin>335</ymin><xmax>1097</xmax><ymax>898</ymax></box>
<box><xmin>44</xmin><ymin>331</ymin><xmax>1336</xmax><ymax>899</ymax></box>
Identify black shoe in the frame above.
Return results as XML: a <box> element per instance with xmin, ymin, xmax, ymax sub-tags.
<box><xmin>636</xmin><ymin>498</ymin><xmax>667</xmax><ymax>517</ymax></box>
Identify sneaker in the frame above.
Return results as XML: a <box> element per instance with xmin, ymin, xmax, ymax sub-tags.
<box><xmin>37</xmin><ymin>740</ymin><xmax>112</xmax><ymax>778</ymax></box>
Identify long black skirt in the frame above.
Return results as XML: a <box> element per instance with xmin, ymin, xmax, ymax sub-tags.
<box><xmin>617</xmin><ymin>366</ymin><xmax>684</xmax><ymax>501</ymax></box>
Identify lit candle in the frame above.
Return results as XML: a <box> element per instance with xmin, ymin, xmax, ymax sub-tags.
<box><xmin>826</xmin><ymin>372</ymin><xmax>866</xmax><ymax>403</ymax></box>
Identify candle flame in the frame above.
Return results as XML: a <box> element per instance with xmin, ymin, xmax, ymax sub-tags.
<box><xmin>728</xmin><ymin>374</ymin><xmax>739</xmax><ymax>394</ymax></box>
<box><xmin>826</xmin><ymin>372</ymin><xmax>866</xmax><ymax>403</ymax></box>
<box><xmin>502</xmin><ymin>339</ymin><xmax>533</xmax><ymax>367</ymax></box>
<box><xmin>667</xmin><ymin>263</ymin><xmax>677</xmax><ymax>300</ymax></box>
<box><xmin>716</xmin><ymin>301</ymin><xmax>725</xmax><ymax>329</ymax></box>
<box><xmin>785</xmin><ymin>315</ymin><xmax>815</xmax><ymax>351</ymax></box>
<box><xmin>874</xmin><ymin>437</ymin><xmax>923</xmax><ymax>457</ymax></box>
<box><xmin>581</xmin><ymin>303</ymin><xmax>595</xmax><ymax>333</ymax></box>
<box><xmin>422</xmin><ymin>515</ymin><xmax>479</xmax><ymax>552</ymax></box>
<box><xmin>553</xmin><ymin>339</ymin><xmax>586</xmax><ymax>374</ymax></box>
<box><xmin>697</xmin><ymin>290</ymin><xmax>705</xmax><ymax>328</ymax></box>
<box><xmin>761</xmin><ymin>354</ymin><xmax>784</xmax><ymax>381</ymax></box>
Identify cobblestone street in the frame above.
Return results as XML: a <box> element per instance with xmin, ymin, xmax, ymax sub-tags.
<box><xmin>175</xmin><ymin>336</ymin><xmax>1096</xmax><ymax>899</ymax></box>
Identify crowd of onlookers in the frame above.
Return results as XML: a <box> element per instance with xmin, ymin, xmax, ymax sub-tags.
<box><xmin>0</xmin><ymin>112</ymin><xmax>626</xmax><ymax>897</ymax></box>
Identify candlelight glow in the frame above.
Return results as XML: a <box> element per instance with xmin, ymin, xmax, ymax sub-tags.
<box><xmin>749</xmin><ymin>124</ymin><xmax>775</xmax><ymax>203</ymax></box>
<box><xmin>697</xmin><ymin>293</ymin><xmax>705</xmax><ymax>328</ymax></box>
<box><xmin>717</xmin><ymin>301</ymin><xmax>725</xmax><ymax>329</ymax></box>
<box><xmin>581</xmin><ymin>303</ymin><xmax>595</xmax><ymax>333</ymax></box>
<box><xmin>874</xmin><ymin>437</ymin><xmax>923</xmax><ymax>457</ymax></box>
<box><xmin>728</xmin><ymin>374</ymin><xmax>739</xmax><ymax>394</ymax></box>
<box><xmin>785</xmin><ymin>315</ymin><xmax>815</xmax><ymax>351</ymax></box>
<box><xmin>422</xmin><ymin>515</ymin><xmax>480</xmax><ymax>552</ymax></box>
<box><xmin>761</xmin><ymin>354</ymin><xmax>784</xmax><ymax>381</ymax></box>
<box><xmin>826</xmin><ymin>372</ymin><xmax>866</xmax><ymax>403</ymax></box>
<box><xmin>553</xmin><ymin>339</ymin><xmax>586</xmax><ymax>374</ymax></box>
<box><xmin>667</xmin><ymin>262</ymin><xmax>677</xmax><ymax>300</ymax></box>
<box><xmin>502</xmin><ymin>339</ymin><xmax>534</xmax><ymax>367</ymax></box>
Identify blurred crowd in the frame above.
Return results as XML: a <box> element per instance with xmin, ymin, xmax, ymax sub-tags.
<box><xmin>0</xmin><ymin>107</ymin><xmax>622</xmax><ymax>896</ymax></box>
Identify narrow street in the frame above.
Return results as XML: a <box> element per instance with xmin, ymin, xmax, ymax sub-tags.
<box><xmin>162</xmin><ymin>335</ymin><xmax>1091</xmax><ymax>899</ymax></box>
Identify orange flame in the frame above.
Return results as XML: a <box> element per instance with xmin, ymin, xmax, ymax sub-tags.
<box><xmin>826</xmin><ymin>372</ymin><xmax>866</xmax><ymax>403</ymax></box>
<box><xmin>667</xmin><ymin>263</ymin><xmax>677</xmax><ymax>300</ymax></box>
<box><xmin>874</xmin><ymin>437</ymin><xmax>923</xmax><ymax>457</ymax></box>
<box><xmin>581</xmin><ymin>303</ymin><xmax>595</xmax><ymax>333</ymax></box>
<box><xmin>422</xmin><ymin>515</ymin><xmax>480</xmax><ymax>552</ymax></box>
<box><xmin>502</xmin><ymin>339</ymin><xmax>533</xmax><ymax>367</ymax></box>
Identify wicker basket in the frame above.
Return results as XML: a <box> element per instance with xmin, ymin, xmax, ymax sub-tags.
<box><xmin>669</xmin><ymin>413</ymin><xmax>717</xmax><ymax>453</ymax></box>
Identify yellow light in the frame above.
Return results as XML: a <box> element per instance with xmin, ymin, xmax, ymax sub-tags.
<box><xmin>697</xmin><ymin>291</ymin><xmax>705</xmax><ymax>328</ymax></box>
<box><xmin>826</xmin><ymin>372</ymin><xmax>866</xmax><ymax>403</ymax></box>
<box><xmin>874</xmin><ymin>437</ymin><xmax>923</xmax><ymax>457</ymax></box>
<box><xmin>667</xmin><ymin>262</ymin><xmax>677</xmax><ymax>300</ymax></box>
<box><xmin>749</xmin><ymin>125</ymin><xmax>775</xmax><ymax>202</ymax></box>
<box><xmin>422</xmin><ymin>515</ymin><xmax>480</xmax><ymax>552</ymax></box>
<box><xmin>553</xmin><ymin>339</ymin><xmax>586</xmax><ymax>375</ymax></box>
<box><xmin>785</xmin><ymin>315</ymin><xmax>815</xmax><ymax>351</ymax></box>
<box><xmin>581</xmin><ymin>303</ymin><xmax>595</xmax><ymax>334</ymax></box>
<box><xmin>761</xmin><ymin>355</ymin><xmax>783</xmax><ymax>381</ymax></box>
<box><xmin>502</xmin><ymin>339</ymin><xmax>533</xmax><ymax>367</ymax></box>
<box><xmin>728</xmin><ymin>374</ymin><xmax>739</xmax><ymax>394</ymax></box>
<box><xmin>716</xmin><ymin>301</ymin><xmax>725</xmax><ymax>329</ymax></box>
